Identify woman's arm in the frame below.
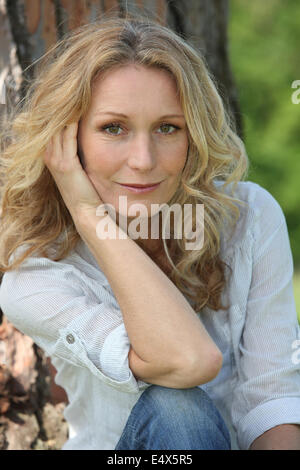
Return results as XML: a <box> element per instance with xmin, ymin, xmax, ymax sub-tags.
<box><xmin>228</xmin><ymin>184</ymin><xmax>300</xmax><ymax>450</ymax></box>
<box><xmin>78</xmin><ymin>214</ymin><xmax>223</xmax><ymax>387</ymax></box>
<box><xmin>249</xmin><ymin>424</ymin><xmax>300</xmax><ymax>450</ymax></box>
<box><xmin>128</xmin><ymin>346</ymin><xmax>221</xmax><ymax>389</ymax></box>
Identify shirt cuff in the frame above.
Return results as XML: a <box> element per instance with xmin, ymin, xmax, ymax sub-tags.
<box><xmin>237</xmin><ymin>397</ymin><xmax>300</xmax><ymax>450</ymax></box>
<box><xmin>58</xmin><ymin>324</ymin><xmax>150</xmax><ymax>393</ymax></box>
<box><xmin>100</xmin><ymin>323</ymin><xmax>151</xmax><ymax>391</ymax></box>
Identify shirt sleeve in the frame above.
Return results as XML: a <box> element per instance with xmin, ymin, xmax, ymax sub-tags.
<box><xmin>232</xmin><ymin>186</ymin><xmax>300</xmax><ymax>450</ymax></box>
<box><xmin>0</xmin><ymin>250</ymin><xmax>151</xmax><ymax>394</ymax></box>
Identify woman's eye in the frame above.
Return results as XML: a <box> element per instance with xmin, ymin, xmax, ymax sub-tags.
<box><xmin>158</xmin><ymin>124</ymin><xmax>178</xmax><ymax>135</ymax></box>
<box><xmin>101</xmin><ymin>123</ymin><xmax>123</xmax><ymax>135</ymax></box>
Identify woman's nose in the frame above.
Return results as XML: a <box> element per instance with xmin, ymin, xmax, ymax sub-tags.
<box><xmin>127</xmin><ymin>134</ymin><xmax>156</xmax><ymax>171</ymax></box>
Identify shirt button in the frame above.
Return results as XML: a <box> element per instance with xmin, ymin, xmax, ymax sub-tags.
<box><xmin>66</xmin><ymin>334</ymin><xmax>75</xmax><ymax>344</ymax></box>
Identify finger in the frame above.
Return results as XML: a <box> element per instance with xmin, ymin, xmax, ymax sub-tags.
<box><xmin>52</xmin><ymin>130</ymin><xmax>63</xmax><ymax>164</ymax></box>
<box><xmin>63</xmin><ymin>123</ymin><xmax>78</xmax><ymax>162</ymax></box>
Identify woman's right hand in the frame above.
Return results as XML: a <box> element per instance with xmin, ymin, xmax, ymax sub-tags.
<box><xmin>44</xmin><ymin>122</ymin><xmax>104</xmax><ymax>225</ymax></box>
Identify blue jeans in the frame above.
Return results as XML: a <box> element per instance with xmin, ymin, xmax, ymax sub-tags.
<box><xmin>115</xmin><ymin>385</ymin><xmax>231</xmax><ymax>450</ymax></box>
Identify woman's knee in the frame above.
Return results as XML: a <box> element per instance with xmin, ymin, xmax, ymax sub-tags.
<box><xmin>138</xmin><ymin>385</ymin><xmax>223</xmax><ymax>429</ymax></box>
<box><xmin>140</xmin><ymin>385</ymin><xmax>215</xmax><ymax>413</ymax></box>
<box><xmin>132</xmin><ymin>385</ymin><xmax>231</xmax><ymax>450</ymax></box>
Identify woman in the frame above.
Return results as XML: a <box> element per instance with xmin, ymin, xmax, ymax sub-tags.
<box><xmin>0</xmin><ymin>13</ymin><xmax>299</xmax><ymax>450</ymax></box>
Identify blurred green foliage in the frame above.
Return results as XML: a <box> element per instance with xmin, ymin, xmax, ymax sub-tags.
<box><xmin>293</xmin><ymin>271</ymin><xmax>300</xmax><ymax>323</ymax></box>
<box><xmin>228</xmin><ymin>0</ymin><xmax>300</xmax><ymax>268</ymax></box>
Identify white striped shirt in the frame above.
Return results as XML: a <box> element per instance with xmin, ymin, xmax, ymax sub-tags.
<box><xmin>0</xmin><ymin>180</ymin><xmax>299</xmax><ymax>450</ymax></box>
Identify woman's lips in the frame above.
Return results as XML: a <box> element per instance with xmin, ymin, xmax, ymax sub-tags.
<box><xmin>116</xmin><ymin>182</ymin><xmax>162</xmax><ymax>193</ymax></box>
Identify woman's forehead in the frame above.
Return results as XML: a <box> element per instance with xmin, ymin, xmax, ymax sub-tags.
<box><xmin>89</xmin><ymin>65</ymin><xmax>181</xmax><ymax>110</ymax></box>
<box><xmin>92</xmin><ymin>63</ymin><xmax>177</xmax><ymax>87</ymax></box>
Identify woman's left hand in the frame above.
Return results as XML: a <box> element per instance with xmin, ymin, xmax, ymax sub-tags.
<box><xmin>44</xmin><ymin>122</ymin><xmax>103</xmax><ymax>225</ymax></box>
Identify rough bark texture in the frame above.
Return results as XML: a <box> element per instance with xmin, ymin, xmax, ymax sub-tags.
<box><xmin>0</xmin><ymin>315</ymin><xmax>68</xmax><ymax>450</ymax></box>
<box><xmin>0</xmin><ymin>0</ymin><xmax>22</xmax><ymax>121</ymax></box>
<box><xmin>166</xmin><ymin>0</ymin><xmax>243</xmax><ymax>138</ymax></box>
<box><xmin>0</xmin><ymin>0</ymin><xmax>243</xmax><ymax>450</ymax></box>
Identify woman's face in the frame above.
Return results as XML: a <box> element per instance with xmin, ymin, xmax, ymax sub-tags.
<box><xmin>77</xmin><ymin>64</ymin><xmax>189</xmax><ymax>220</ymax></box>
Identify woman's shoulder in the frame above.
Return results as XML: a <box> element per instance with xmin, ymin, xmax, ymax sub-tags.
<box><xmin>214</xmin><ymin>179</ymin><xmax>285</xmax><ymax>220</ymax></box>
<box><xmin>214</xmin><ymin>179</ymin><xmax>284</xmax><ymax>215</ymax></box>
<box><xmin>213</xmin><ymin>179</ymin><xmax>287</xmax><ymax>252</ymax></box>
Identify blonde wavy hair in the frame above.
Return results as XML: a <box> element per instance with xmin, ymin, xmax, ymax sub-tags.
<box><xmin>0</xmin><ymin>11</ymin><xmax>249</xmax><ymax>312</ymax></box>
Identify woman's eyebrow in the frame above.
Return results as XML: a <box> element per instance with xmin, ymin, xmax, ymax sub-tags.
<box><xmin>94</xmin><ymin>111</ymin><xmax>185</xmax><ymax>119</ymax></box>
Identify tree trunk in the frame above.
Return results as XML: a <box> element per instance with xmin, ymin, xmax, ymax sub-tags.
<box><xmin>0</xmin><ymin>0</ymin><xmax>243</xmax><ymax>450</ymax></box>
<box><xmin>0</xmin><ymin>315</ymin><xmax>68</xmax><ymax>450</ymax></box>
<box><xmin>166</xmin><ymin>0</ymin><xmax>243</xmax><ymax>138</ymax></box>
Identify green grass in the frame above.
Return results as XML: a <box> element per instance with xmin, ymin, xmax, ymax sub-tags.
<box><xmin>293</xmin><ymin>270</ymin><xmax>300</xmax><ymax>324</ymax></box>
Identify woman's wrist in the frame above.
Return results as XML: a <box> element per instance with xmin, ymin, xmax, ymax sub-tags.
<box><xmin>75</xmin><ymin>209</ymin><xmax>129</xmax><ymax>258</ymax></box>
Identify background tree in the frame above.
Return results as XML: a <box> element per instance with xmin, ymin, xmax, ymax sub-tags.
<box><xmin>0</xmin><ymin>0</ymin><xmax>242</xmax><ymax>450</ymax></box>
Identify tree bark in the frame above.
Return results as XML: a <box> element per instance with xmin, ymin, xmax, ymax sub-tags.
<box><xmin>0</xmin><ymin>315</ymin><xmax>68</xmax><ymax>450</ymax></box>
<box><xmin>0</xmin><ymin>0</ymin><xmax>243</xmax><ymax>450</ymax></box>
<box><xmin>166</xmin><ymin>0</ymin><xmax>243</xmax><ymax>137</ymax></box>
<box><xmin>0</xmin><ymin>0</ymin><xmax>22</xmax><ymax>120</ymax></box>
